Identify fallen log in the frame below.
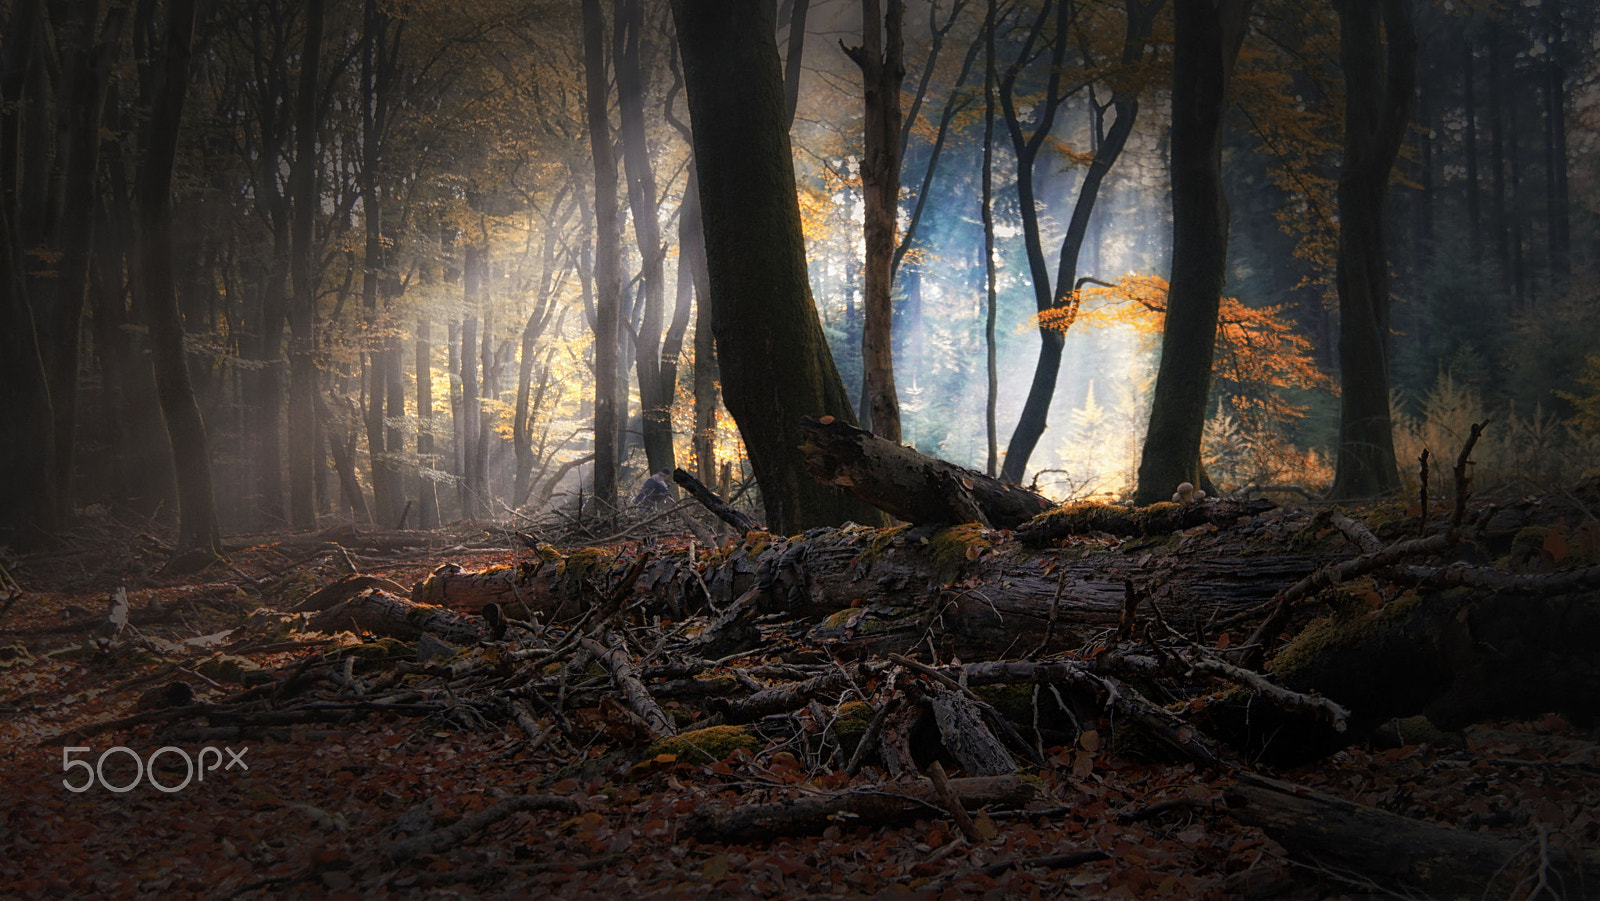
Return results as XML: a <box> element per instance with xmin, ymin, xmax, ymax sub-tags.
<box><xmin>798</xmin><ymin>416</ymin><xmax>1053</xmax><ymax>529</ymax></box>
<box><xmin>681</xmin><ymin>774</ymin><xmax>1034</xmax><ymax>843</ymax></box>
<box><xmin>1223</xmin><ymin>772</ymin><xmax>1600</xmax><ymax>896</ymax></box>
<box><xmin>1015</xmin><ymin>496</ymin><xmax>1275</xmax><ymax>546</ymax></box>
<box><xmin>307</xmin><ymin>588</ymin><xmax>487</xmax><ymax>644</ymax></box>
<box><xmin>413</xmin><ymin>524</ymin><xmax>1314</xmax><ymax>658</ymax></box>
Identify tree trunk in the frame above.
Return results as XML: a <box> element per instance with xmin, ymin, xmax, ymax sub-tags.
<box><xmin>1327</xmin><ymin>0</ymin><xmax>1413</xmax><ymax>501</ymax></box>
<box><xmin>1540</xmin><ymin>0</ymin><xmax>1569</xmax><ymax>285</ymax></box>
<box><xmin>780</xmin><ymin>0</ymin><xmax>809</xmax><ymax>128</ymax></box>
<box><xmin>1134</xmin><ymin>0</ymin><xmax>1252</xmax><ymax>504</ymax></box>
<box><xmin>1460</xmin><ymin>35</ymin><xmax>1480</xmax><ymax>261</ymax></box>
<box><xmin>416</xmin><ymin>316</ymin><xmax>440</xmax><ymax>529</ymax></box>
<box><xmin>287</xmin><ymin>0</ymin><xmax>325</xmax><ymax>530</ymax></box>
<box><xmin>134</xmin><ymin>0</ymin><xmax>219</xmax><ymax>557</ymax></box>
<box><xmin>682</xmin><ymin>166</ymin><xmax>718</xmax><ymax>488</ymax></box>
<box><xmin>43</xmin><ymin>1</ymin><xmax>121</xmax><ymax>519</ymax></box>
<box><xmin>981</xmin><ymin>0</ymin><xmax>998</xmax><ymax>478</ymax></box>
<box><xmin>995</xmin><ymin>0</ymin><xmax>1071</xmax><ymax>485</ymax></box>
<box><xmin>672</xmin><ymin>0</ymin><xmax>884</xmax><ymax>533</ymax></box>
<box><xmin>615</xmin><ymin>0</ymin><xmax>675</xmax><ymax>474</ymax></box>
<box><xmin>847</xmin><ymin>0</ymin><xmax>905</xmax><ymax>443</ymax></box>
<box><xmin>0</xmin><ymin>205</ymin><xmax>56</xmax><ymax>543</ymax></box>
<box><xmin>459</xmin><ymin>250</ymin><xmax>482</xmax><ymax>519</ymax></box>
<box><xmin>799</xmin><ymin>417</ymin><xmax>1052</xmax><ymax>529</ymax></box>
<box><xmin>583</xmin><ymin>0</ymin><xmax>622</xmax><ymax>516</ymax></box>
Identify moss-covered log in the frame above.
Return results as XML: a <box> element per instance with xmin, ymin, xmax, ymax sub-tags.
<box><xmin>411</xmin><ymin>523</ymin><xmax>1314</xmax><ymax>658</ymax></box>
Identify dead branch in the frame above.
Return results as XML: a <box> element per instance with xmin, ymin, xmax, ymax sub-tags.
<box><xmin>579</xmin><ymin>633</ymin><xmax>676</xmax><ymax>739</ymax></box>
<box><xmin>672</xmin><ymin>467</ymin><xmax>763</xmax><ymax>533</ymax></box>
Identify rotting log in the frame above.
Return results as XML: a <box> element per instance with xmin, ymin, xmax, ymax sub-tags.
<box><xmin>682</xmin><ymin>774</ymin><xmax>1034</xmax><ymax>843</ymax></box>
<box><xmin>798</xmin><ymin>416</ymin><xmax>1054</xmax><ymax>528</ymax></box>
<box><xmin>412</xmin><ymin>524</ymin><xmax>1316</xmax><ymax>658</ymax></box>
<box><xmin>1223</xmin><ymin>772</ymin><xmax>1600</xmax><ymax>896</ymax></box>
<box><xmin>307</xmin><ymin>588</ymin><xmax>486</xmax><ymax>644</ymax></box>
<box><xmin>1016</xmin><ymin>496</ymin><xmax>1274</xmax><ymax>546</ymax></box>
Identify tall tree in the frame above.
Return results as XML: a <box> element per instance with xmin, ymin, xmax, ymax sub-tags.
<box><xmin>981</xmin><ymin>0</ymin><xmax>999</xmax><ymax>478</ymax></box>
<box><xmin>1328</xmin><ymin>0</ymin><xmax>1415</xmax><ymax>500</ymax></box>
<box><xmin>0</xmin><ymin>0</ymin><xmax>57</xmax><ymax>543</ymax></box>
<box><xmin>1134</xmin><ymin>0</ymin><xmax>1254</xmax><ymax>504</ymax></box>
<box><xmin>41</xmin><ymin>1</ymin><xmax>123</xmax><ymax>516</ymax></box>
<box><xmin>359</xmin><ymin>0</ymin><xmax>405</xmax><ymax>527</ymax></box>
<box><xmin>844</xmin><ymin>0</ymin><xmax>905</xmax><ymax>442</ymax></box>
<box><xmin>286</xmin><ymin>0</ymin><xmax>326</xmax><ymax>529</ymax></box>
<box><xmin>135</xmin><ymin>0</ymin><xmax>220</xmax><ymax>556</ymax></box>
<box><xmin>999</xmin><ymin>0</ymin><xmax>1162</xmax><ymax>485</ymax></box>
<box><xmin>583</xmin><ymin>0</ymin><xmax>622</xmax><ymax>515</ymax></box>
<box><xmin>615</xmin><ymin>0</ymin><xmax>676</xmax><ymax>473</ymax></box>
<box><xmin>672</xmin><ymin>0</ymin><xmax>882</xmax><ymax>533</ymax></box>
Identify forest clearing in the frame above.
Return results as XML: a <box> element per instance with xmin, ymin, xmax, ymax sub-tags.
<box><xmin>2</xmin><ymin>0</ymin><xmax>1599</xmax><ymax>897</ymax></box>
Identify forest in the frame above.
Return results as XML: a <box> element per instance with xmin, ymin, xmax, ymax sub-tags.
<box><xmin>2</xmin><ymin>0</ymin><xmax>1600</xmax><ymax>898</ymax></box>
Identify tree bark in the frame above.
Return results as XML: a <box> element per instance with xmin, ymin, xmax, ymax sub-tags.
<box><xmin>287</xmin><ymin>0</ymin><xmax>326</xmax><ymax>529</ymax></box>
<box><xmin>1224</xmin><ymin>773</ymin><xmax>1600</xmax><ymax>897</ymax></box>
<box><xmin>1327</xmin><ymin>0</ymin><xmax>1414</xmax><ymax>501</ymax></box>
<box><xmin>995</xmin><ymin>0</ymin><xmax>1071</xmax><ymax>485</ymax></box>
<box><xmin>583</xmin><ymin>0</ymin><xmax>622</xmax><ymax>515</ymax></box>
<box><xmin>671</xmin><ymin>0</ymin><xmax>884</xmax><ymax>533</ymax></box>
<box><xmin>1134</xmin><ymin>0</ymin><xmax>1253</xmax><ymax>504</ymax></box>
<box><xmin>845</xmin><ymin>0</ymin><xmax>905</xmax><ymax>443</ymax></box>
<box><xmin>134</xmin><ymin>0</ymin><xmax>219</xmax><ymax>556</ymax></box>
<box><xmin>799</xmin><ymin>417</ymin><xmax>1053</xmax><ymax>529</ymax></box>
<box><xmin>416</xmin><ymin>317</ymin><xmax>440</xmax><ymax>529</ymax></box>
<box><xmin>615</xmin><ymin>0</ymin><xmax>675</xmax><ymax>474</ymax></box>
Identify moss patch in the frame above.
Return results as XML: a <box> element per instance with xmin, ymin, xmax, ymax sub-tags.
<box><xmin>856</xmin><ymin>524</ymin><xmax>911</xmax><ymax>565</ymax></box>
<box><xmin>644</xmin><ymin>724</ymin><xmax>761</xmax><ymax>763</ymax></box>
<box><xmin>560</xmin><ymin>547</ymin><xmax>608</xmax><ymax>580</ymax></box>
<box><xmin>927</xmin><ymin>523</ymin><xmax>992</xmax><ymax>581</ymax></box>
<box><xmin>196</xmin><ymin>654</ymin><xmax>262</xmax><ymax>684</ymax></box>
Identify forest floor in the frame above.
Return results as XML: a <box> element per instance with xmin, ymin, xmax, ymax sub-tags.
<box><xmin>1</xmin><ymin>502</ymin><xmax>1597</xmax><ymax>901</ymax></box>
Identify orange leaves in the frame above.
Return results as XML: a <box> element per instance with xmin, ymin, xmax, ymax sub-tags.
<box><xmin>1031</xmin><ymin>273</ymin><xmax>1333</xmax><ymax>419</ymax></box>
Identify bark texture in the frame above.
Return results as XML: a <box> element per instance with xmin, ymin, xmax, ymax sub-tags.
<box><xmin>1134</xmin><ymin>0</ymin><xmax>1253</xmax><ymax>504</ymax></box>
<box><xmin>671</xmin><ymin>0</ymin><xmax>883</xmax><ymax>533</ymax></box>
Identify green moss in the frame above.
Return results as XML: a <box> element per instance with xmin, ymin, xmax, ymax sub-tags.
<box><xmin>927</xmin><ymin>523</ymin><xmax>991</xmax><ymax>581</ymax></box>
<box><xmin>819</xmin><ymin>608</ymin><xmax>858</xmax><ymax>630</ymax></box>
<box><xmin>1388</xmin><ymin>714</ymin><xmax>1459</xmax><ymax>747</ymax></box>
<box><xmin>644</xmin><ymin>724</ymin><xmax>761</xmax><ymax>762</ymax></box>
<box><xmin>830</xmin><ymin>701</ymin><xmax>876</xmax><ymax>754</ymax></box>
<box><xmin>196</xmin><ymin>654</ymin><xmax>262</xmax><ymax>684</ymax></box>
<box><xmin>1507</xmin><ymin>526</ymin><xmax>1549</xmax><ymax>570</ymax></box>
<box><xmin>339</xmin><ymin>637</ymin><xmax>410</xmax><ymax>659</ymax></box>
<box><xmin>976</xmin><ymin>683</ymin><xmax>1036</xmax><ymax>722</ymax></box>
<box><xmin>534</xmin><ymin>542</ymin><xmax>565</xmax><ymax>564</ymax></box>
<box><xmin>337</xmin><ymin>637</ymin><xmax>411</xmax><ymax>672</ymax></box>
<box><xmin>560</xmin><ymin>547</ymin><xmax>607</xmax><ymax>579</ymax></box>
<box><xmin>856</xmin><ymin>523</ymin><xmax>911</xmax><ymax>564</ymax></box>
<box><xmin>1269</xmin><ymin>586</ymin><xmax>1385</xmax><ymax>681</ymax></box>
